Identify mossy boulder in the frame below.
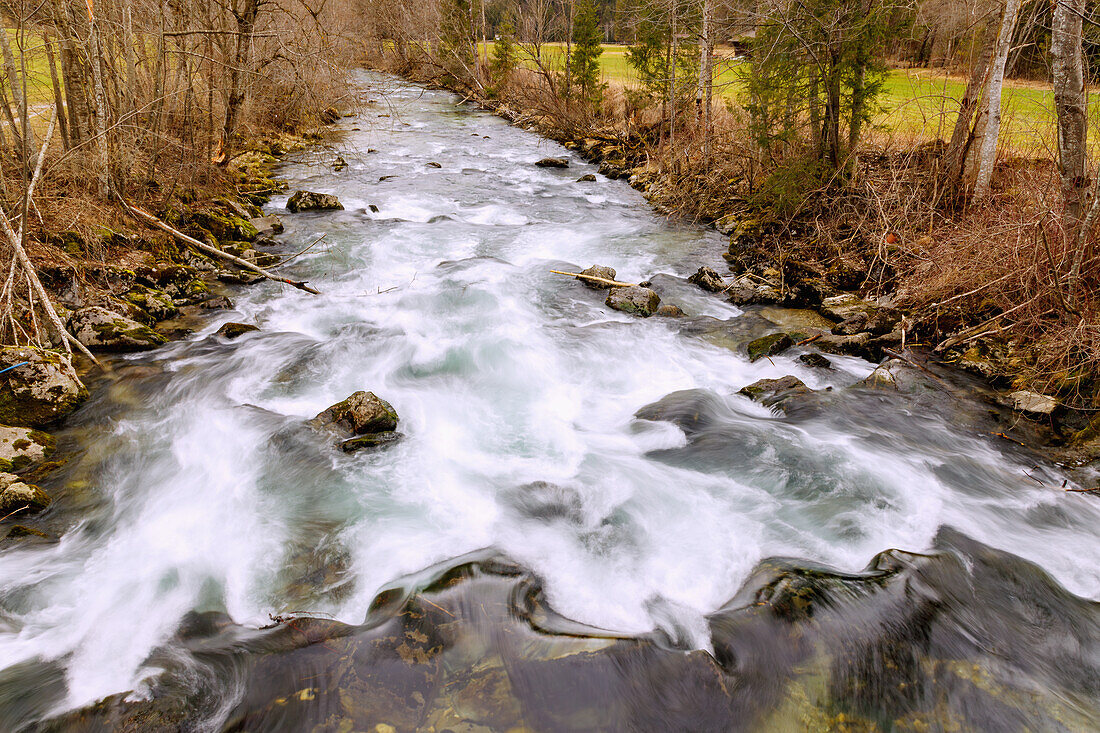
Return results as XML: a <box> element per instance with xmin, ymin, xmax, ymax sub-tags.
<box><xmin>69</xmin><ymin>306</ymin><xmax>168</xmax><ymax>352</ymax></box>
<box><xmin>606</xmin><ymin>286</ymin><xmax>660</xmax><ymax>317</ymax></box>
<box><xmin>746</xmin><ymin>333</ymin><xmax>793</xmax><ymax>362</ymax></box>
<box><xmin>0</xmin><ymin>426</ymin><xmax>55</xmax><ymax>473</ymax></box>
<box><xmin>0</xmin><ymin>347</ymin><xmax>87</xmax><ymax>428</ymax></box>
<box><xmin>0</xmin><ymin>472</ymin><xmax>50</xmax><ymax>515</ymax></box>
<box><xmin>534</xmin><ymin>157</ymin><xmax>569</xmax><ymax>168</ymax></box>
<box><xmin>189</xmin><ymin>210</ymin><xmax>259</xmax><ymax>242</ymax></box>
<box><xmin>287</xmin><ymin>190</ymin><xmax>344</xmax><ymax>213</ymax></box>
<box><xmin>125</xmin><ymin>285</ymin><xmax>179</xmax><ymax>321</ymax></box>
<box><xmin>309</xmin><ymin>391</ymin><xmax>399</xmax><ymax>438</ymax></box>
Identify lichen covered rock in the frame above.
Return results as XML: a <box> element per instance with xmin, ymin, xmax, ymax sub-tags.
<box><xmin>0</xmin><ymin>347</ymin><xmax>87</xmax><ymax>428</ymax></box>
<box><xmin>287</xmin><ymin>190</ymin><xmax>344</xmax><ymax>213</ymax></box>
<box><xmin>69</xmin><ymin>306</ymin><xmax>167</xmax><ymax>352</ymax></box>
<box><xmin>606</xmin><ymin>286</ymin><xmax>660</xmax><ymax>317</ymax></box>
<box><xmin>0</xmin><ymin>426</ymin><xmax>55</xmax><ymax>472</ymax></box>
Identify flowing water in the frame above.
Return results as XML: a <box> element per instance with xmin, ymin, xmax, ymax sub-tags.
<box><xmin>2</xmin><ymin>74</ymin><xmax>1100</xmax><ymax>731</ymax></box>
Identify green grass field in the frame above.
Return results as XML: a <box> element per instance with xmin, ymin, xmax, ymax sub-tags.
<box><xmin>492</xmin><ymin>42</ymin><xmax>1062</xmax><ymax>152</ymax></box>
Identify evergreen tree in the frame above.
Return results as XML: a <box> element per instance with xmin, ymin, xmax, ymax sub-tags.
<box><xmin>490</xmin><ymin>18</ymin><xmax>518</xmax><ymax>87</ymax></box>
<box><xmin>570</xmin><ymin>0</ymin><xmax>604</xmax><ymax>102</ymax></box>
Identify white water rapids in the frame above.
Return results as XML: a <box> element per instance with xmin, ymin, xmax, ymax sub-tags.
<box><xmin>3</xmin><ymin>75</ymin><xmax>1100</xmax><ymax>717</ymax></box>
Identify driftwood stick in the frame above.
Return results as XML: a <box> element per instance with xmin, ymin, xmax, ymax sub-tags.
<box><xmin>549</xmin><ymin>270</ymin><xmax>637</xmax><ymax>288</ymax></box>
<box><xmin>120</xmin><ymin>199</ymin><xmax>321</xmax><ymax>295</ymax></box>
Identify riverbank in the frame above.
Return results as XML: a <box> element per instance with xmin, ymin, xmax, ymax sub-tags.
<box><xmin>0</xmin><ymin>121</ymin><xmax>351</xmax><ymax>538</ymax></box>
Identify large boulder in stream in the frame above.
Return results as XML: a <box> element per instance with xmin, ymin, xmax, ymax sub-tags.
<box><xmin>606</xmin><ymin>286</ymin><xmax>660</xmax><ymax>317</ymax></box>
<box><xmin>68</xmin><ymin>306</ymin><xmax>167</xmax><ymax>352</ymax></box>
<box><xmin>0</xmin><ymin>346</ymin><xmax>88</xmax><ymax>428</ymax></box>
<box><xmin>310</xmin><ymin>391</ymin><xmax>403</xmax><ymax>453</ymax></box>
<box><xmin>287</xmin><ymin>190</ymin><xmax>344</xmax><ymax>213</ymax></box>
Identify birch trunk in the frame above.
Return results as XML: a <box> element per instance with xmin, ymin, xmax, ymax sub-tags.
<box><xmin>1053</xmin><ymin>0</ymin><xmax>1088</xmax><ymax>236</ymax></box>
<box><xmin>945</xmin><ymin>10</ymin><xmax>998</xmax><ymax>186</ymax></box>
<box><xmin>969</xmin><ymin>0</ymin><xmax>1022</xmax><ymax>202</ymax></box>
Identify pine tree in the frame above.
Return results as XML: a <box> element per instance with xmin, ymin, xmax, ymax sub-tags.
<box><xmin>569</xmin><ymin>0</ymin><xmax>604</xmax><ymax>102</ymax></box>
<box><xmin>490</xmin><ymin>18</ymin><xmax>518</xmax><ymax>86</ymax></box>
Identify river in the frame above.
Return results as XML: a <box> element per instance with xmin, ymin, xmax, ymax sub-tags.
<box><xmin>2</xmin><ymin>74</ymin><xmax>1099</xmax><ymax>731</ymax></box>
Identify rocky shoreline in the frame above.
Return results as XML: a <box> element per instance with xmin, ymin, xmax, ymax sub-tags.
<box><xmin>0</xmin><ymin>126</ymin><xmax>356</xmax><ymax>541</ymax></box>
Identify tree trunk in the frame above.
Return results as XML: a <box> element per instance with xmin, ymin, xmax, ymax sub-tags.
<box><xmin>221</xmin><ymin>0</ymin><xmax>260</xmax><ymax>164</ymax></box>
<box><xmin>0</xmin><ymin>28</ymin><xmax>36</xmax><ymax>160</ymax></box>
<box><xmin>1053</xmin><ymin>0</ymin><xmax>1088</xmax><ymax>237</ymax></box>
<box><xmin>968</xmin><ymin>0</ymin><xmax>1022</xmax><ymax>202</ymax></box>
<box><xmin>43</xmin><ymin>35</ymin><xmax>70</xmax><ymax>151</ymax></box>
<box><xmin>945</xmin><ymin>9</ymin><xmax>999</xmax><ymax>186</ymax></box>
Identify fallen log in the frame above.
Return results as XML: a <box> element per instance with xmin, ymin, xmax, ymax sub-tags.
<box><xmin>119</xmin><ymin>198</ymin><xmax>321</xmax><ymax>295</ymax></box>
<box><xmin>549</xmin><ymin>270</ymin><xmax>637</xmax><ymax>288</ymax></box>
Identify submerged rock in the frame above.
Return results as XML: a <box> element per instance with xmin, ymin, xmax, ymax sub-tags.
<box><xmin>534</xmin><ymin>157</ymin><xmax>569</xmax><ymax>168</ymax></box>
<box><xmin>577</xmin><ymin>265</ymin><xmax>617</xmax><ymax>289</ymax></box>
<box><xmin>310</xmin><ymin>391</ymin><xmax>399</xmax><ymax>438</ymax></box>
<box><xmin>69</xmin><ymin>306</ymin><xmax>167</xmax><ymax>352</ymax></box>
<box><xmin>340</xmin><ymin>431</ymin><xmax>404</xmax><ymax>453</ymax></box>
<box><xmin>798</xmin><ymin>353</ymin><xmax>832</xmax><ymax>369</ymax></box>
<box><xmin>287</xmin><ymin>190</ymin><xmax>344</xmax><ymax>213</ymax></box>
<box><xmin>656</xmin><ymin>304</ymin><xmax>686</xmax><ymax>318</ymax></box>
<box><xmin>250</xmin><ymin>215</ymin><xmax>284</xmax><ymax>238</ymax></box>
<box><xmin>746</xmin><ymin>333</ymin><xmax>793</xmax><ymax>362</ymax></box>
<box><xmin>606</xmin><ymin>286</ymin><xmax>660</xmax><ymax>317</ymax></box>
<box><xmin>688</xmin><ymin>266</ymin><xmax>726</xmax><ymax>293</ymax></box>
<box><xmin>0</xmin><ymin>471</ymin><xmax>50</xmax><ymax>515</ymax></box>
<box><xmin>0</xmin><ymin>426</ymin><xmax>54</xmax><ymax>472</ymax></box>
<box><xmin>0</xmin><ymin>347</ymin><xmax>87</xmax><ymax>428</ymax></box>
<box><xmin>216</xmin><ymin>322</ymin><xmax>260</xmax><ymax>339</ymax></box>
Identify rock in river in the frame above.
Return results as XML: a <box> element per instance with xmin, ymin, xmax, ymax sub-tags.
<box><xmin>577</xmin><ymin>265</ymin><xmax>617</xmax><ymax>289</ymax></box>
<box><xmin>216</xmin><ymin>322</ymin><xmax>260</xmax><ymax>339</ymax></box>
<box><xmin>0</xmin><ymin>347</ymin><xmax>87</xmax><ymax>428</ymax></box>
<box><xmin>746</xmin><ymin>333</ymin><xmax>793</xmax><ymax>362</ymax></box>
<box><xmin>68</xmin><ymin>306</ymin><xmax>167</xmax><ymax>352</ymax></box>
<box><xmin>0</xmin><ymin>472</ymin><xmax>50</xmax><ymax>515</ymax></box>
<box><xmin>310</xmin><ymin>391</ymin><xmax>399</xmax><ymax>438</ymax></box>
<box><xmin>688</xmin><ymin>266</ymin><xmax>726</xmax><ymax>293</ymax></box>
<box><xmin>287</xmin><ymin>190</ymin><xmax>344</xmax><ymax>213</ymax></box>
<box><xmin>606</xmin><ymin>286</ymin><xmax>660</xmax><ymax>317</ymax></box>
<box><xmin>738</xmin><ymin>375</ymin><xmax>811</xmax><ymax>409</ymax></box>
<box><xmin>535</xmin><ymin>157</ymin><xmax>569</xmax><ymax>168</ymax></box>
